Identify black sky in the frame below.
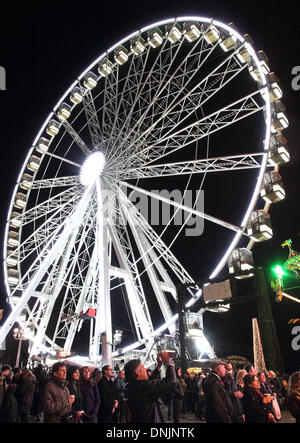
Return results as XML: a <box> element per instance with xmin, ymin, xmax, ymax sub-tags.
<box><xmin>0</xmin><ymin>0</ymin><xmax>299</xmax><ymax>372</ymax></box>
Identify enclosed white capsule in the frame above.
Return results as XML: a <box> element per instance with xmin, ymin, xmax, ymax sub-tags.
<box><xmin>20</xmin><ymin>173</ymin><xmax>33</xmax><ymax>190</ymax></box>
<box><xmin>268</xmin><ymin>133</ymin><xmax>290</xmax><ymax>166</ymax></box>
<box><xmin>84</xmin><ymin>72</ymin><xmax>98</xmax><ymax>90</ymax></box>
<box><xmin>28</xmin><ymin>155</ymin><xmax>41</xmax><ymax>172</ymax></box>
<box><xmin>98</xmin><ymin>59</ymin><xmax>113</xmax><ymax>77</ymax></box>
<box><xmin>8</xmin><ymin>269</ymin><xmax>19</xmax><ymax>286</ymax></box>
<box><xmin>10</xmin><ymin>212</ymin><xmax>22</xmax><ymax>228</ymax></box>
<box><xmin>57</xmin><ymin>103</ymin><xmax>71</xmax><ymax>120</ymax></box>
<box><xmin>46</xmin><ymin>120</ymin><xmax>60</xmax><ymax>137</ymax></box>
<box><xmin>147</xmin><ymin>28</ymin><xmax>163</xmax><ymax>48</ymax></box>
<box><xmin>183</xmin><ymin>22</ymin><xmax>201</xmax><ymax>42</ymax></box>
<box><xmin>8</xmin><ymin>231</ymin><xmax>19</xmax><ymax>248</ymax></box>
<box><xmin>114</xmin><ymin>46</ymin><xmax>129</xmax><ymax>65</ymax></box>
<box><xmin>130</xmin><ymin>36</ymin><xmax>146</xmax><ymax>55</ymax></box>
<box><xmin>247</xmin><ymin>210</ymin><xmax>273</xmax><ymax>242</ymax></box>
<box><xmin>261</xmin><ymin>171</ymin><xmax>285</xmax><ymax>203</ymax></box>
<box><xmin>203</xmin><ymin>24</ymin><xmax>220</xmax><ymax>44</ymax></box>
<box><xmin>165</xmin><ymin>22</ymin><xmax>182</xmax><ymax>44</ymax></box>
<box><xmin>14</xmin><ymin>192</ymin><xmax>27</xmax><ymax>209</ymax></box>
<box><xmin>228</xmin><ymin>248</ymin><xmax>254</xmax><ymax>278</ymax></box>
<box><xmin>70</xmin><ymin>87</ymin><xmax>83</xmax><ymax>105</ymax></box>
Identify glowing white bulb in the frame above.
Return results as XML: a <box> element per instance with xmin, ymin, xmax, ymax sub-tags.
<box><xmin>80</xmin><ymin>151</ymin><xmax>106</xmax><ymax>186</ymax></box>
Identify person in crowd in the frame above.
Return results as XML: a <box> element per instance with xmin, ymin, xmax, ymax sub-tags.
<box><xmin>242</xmin><ymin>373</ymin><xmax>276</xmax><ymax>423</ymax></box>
<box><xmin>0</xmin><ymin>374</ymin><xmax>18</xmax><ymax>423</ymax></box>
<box><xmin>236</xmin><ymin>369</ymin><xmax>247</xmax><ymax>393</ymax></box>
<box><xmin>257</xmin><ymin>371</ymin><xmax>273</xmax><ymax>396</ymax></box>
<box><xmin>97</xmin><ymin>364</ymin><xmax>118</xmax><ymax>423</ymax></box>
<box><xmin>202</xmin><ymin>360</ymin><xmax>234</xmax><ymax>423</ymax></box>
<box><xmin>66</xmin><ymin>366</ymin><xmax>84</xmax><ymax>423</ymax></box>
<box><xmin>124</xmin><ymin>350</ymin><xmax>176</xmax><ymax>423</ymax></box>
<box><xmin>12</xmin><ymin>368</ymin><xmax>22</xmax><ymax>385</ymax></box>
<box><xmin>287</xmin><ymin>372</ymin><xmax>300</xmax><ymax>423</ymax></box>
<box><xmin>195</xmin><ymin>370</ymin><xmax>206</xmax><ymax>420</ymax></box>
<box><xmin>171</xmin><ymin>367</ymin><xmax>185</xmax><ymax>423</ymax></box>
<box><xmin>16</xmin><ymin>369</ymin><xmax>36</xmax><ymax>423</ymax></box>
<box><xmin>79</xmin><ymin>366</ymin><xmax>100</xmax><ymax>423</ymax></box>
<box><xmin>42</xmin><ymin>362</ymin><xmax>75</xmax><ymax>423</ymax></box>
<box><xmin>31</xmin><ymin>364</ymin><xmax>50</xmax><ymax>422</ymax></box>
<box><xmin>114</xmin><ymin>369</ymin><xmax>126</xmax><ymax>423</ymax></box>
<box><xmin>224</xmin><ymin>363</ymin><xmax>244</xmax><ymax>423</ymax></box>
<box><xmin>1</xmin><ymin>365</ymin><xmax>13</xmax><ymax>390</ymax></box>
<box><xmin>91</xmin><ymin>368</ymin><xmax>102</xmax><ymax>384</ymax></box>
<box><xmin>245</xmin><ymin>365</ymin><xmax>257</xmax><ymax>376</ymax></box>
<box><xmin>0</xmin><ymin>371</ymin><xmax>5</xmax><ymax>409</ymax></box>
<box><xmin>268</xmin><ymin>370</ymin><xmax>284</xmax><ymax>402</ymax></box>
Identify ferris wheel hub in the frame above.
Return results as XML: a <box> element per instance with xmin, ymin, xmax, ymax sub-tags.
<box><xmin>80</xmin><ymin>151</ymin><xmax>106</xmax><ymax>185</ymax></box>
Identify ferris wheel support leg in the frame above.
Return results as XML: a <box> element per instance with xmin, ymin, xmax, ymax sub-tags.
<box><xmin>90</xmin><ymin>178</ymin><xmax>112</xmax><ymax>365</ymax></box>
<box><xmin>0</xmin><ymin>184</ymin><xmax>95</xmax><ymax>348</ymax></box>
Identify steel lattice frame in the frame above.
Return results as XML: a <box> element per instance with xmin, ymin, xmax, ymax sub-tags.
<box><xmin>1</xmin><ymin>16</ymin><xmax>277</xmax><ymax>366</ymax></box>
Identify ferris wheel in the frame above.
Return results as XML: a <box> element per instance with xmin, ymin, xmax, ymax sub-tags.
<box><xmin>1</xmin><ymin>17</ymin><xmax>289</xmax><ymax>367</ymax></box>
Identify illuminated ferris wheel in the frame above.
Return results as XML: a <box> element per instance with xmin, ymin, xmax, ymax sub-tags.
<box><xmin>1</xmin><ymin>17</ymin><xmax>289</xmax><ymax>366</ymax></box>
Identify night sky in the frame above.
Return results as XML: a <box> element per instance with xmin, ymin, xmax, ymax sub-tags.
<box><xmin>0</xmin><ymin>1</ymin><xmax>299</xmax><ymax>373</ymax></box>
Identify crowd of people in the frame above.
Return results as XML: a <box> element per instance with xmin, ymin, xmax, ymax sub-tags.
<box><xmin>0</xmin><ymin>352</ymin><xmax>299</xmax><ymax>424</ymax></box>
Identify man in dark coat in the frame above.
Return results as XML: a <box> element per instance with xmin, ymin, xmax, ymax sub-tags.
<box><xmin>203</xmin><ymin>360</ymin><xmax>234</xmax><ymax>423</ymax></box>
<box><xmin>224</xmin><ymin>363</ymin><xmax>245</xmax><ymax>423</ymax></box>
<box><xmin>97</xmin><ymin>365</ymin><xmax>118</xmax><ymax>423</ymax></box>
<box><xmin>124</xmin><ymin>350</ymin><xmax>177</xmax><ymax>423</ymax></box>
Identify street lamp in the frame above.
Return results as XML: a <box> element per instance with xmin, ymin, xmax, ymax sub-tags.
<box><xmin>13</xmin><ymin>326</ymin><xmax>33</xmax><ymax>367</ymax></box>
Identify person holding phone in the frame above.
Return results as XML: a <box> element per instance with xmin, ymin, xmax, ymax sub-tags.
<box><xmin>124</xmin><ymin>350</ymin><xmax>177</xmax><ymax>423</ymax></box>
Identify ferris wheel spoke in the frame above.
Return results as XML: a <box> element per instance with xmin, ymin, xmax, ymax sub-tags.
<box><xmin>61</xmin><ymin>120</ymin><xmax>93</xmax><ymax>156</ymax></box>
<box><xmin>115</xmin><ymin>185</ymin><xmax>196</xmax><ymax>286</ymax></box>
<box><xmin>117</xmin><ymin>90</ymin><xmax>264</xmax><ymax>169</ymax></box>
<box><xmin>81</xmin><ymin>88</ymin><xmax>103</xmax><ymax>151</ymax></box>
<box><xmin>29</xmin><ymin>175</ymin><xmax>81</xmax><ymax>189</ymax></box>
<box><xmin>108</xmin><ymin>212</ymin><xmax>154</xmax><ymax>341</ymax></box>
<box><xmin>50</xmin><ymin>213</ymin><xmax>98</xmax><ymax>351</ymax></box>
<box><xmin>13</xmin><ymin>186</ymin><xmax>81</xmax><ymax>226</ymax></box>
<box><xmin>109</xmin><ymin>44</ymin><xmax>247</xmax><ymax>168</ymax></box>
<box><xmin>119</xmin><ymin>180</ymin><xmax>245</xmax><ymax>235</ymax></box>
<box><xmin>120</xmin><ymin>153</ymin><xmax>264</xmax><ymax>179</ymax></box>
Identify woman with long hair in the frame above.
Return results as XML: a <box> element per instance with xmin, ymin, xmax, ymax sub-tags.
<box><xmin>80</xmin><ymin>366</ymin><xmax>100</xmax><ymax>423</ymax></box>
<box><xmin>66</xmin><ymin>366</ymin><xmax>84</xmax><ymax>423</ymax></box>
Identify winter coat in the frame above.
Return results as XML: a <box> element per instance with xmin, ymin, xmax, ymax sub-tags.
<box><xmin>126</xmin><ymin>363</ymin><xmax>177</xmax><ymax>423</ymax></box>
<box><xmin>16</xmin><ymin>371</ymin><xmax>36</xmax><ymax>415</ymax></box>
<box><xmin>224</xmin><ymin>372</ymin><xmax>244</xmax><ymax>423</ymax></box>
<box><xmin>242</xmin><ymin>387</ymin><xmax>271</xmax><ymax>423</ymax></box>
<box><xmin>42</xmin><ymin>376</ymin><xmax>72</xmax><ymax>423</ymax></box>
<box><xmin>114</xmin><ymin>377</ymin><xmax>126</xmax><ymax>401</ymax></box>
<box><xmin>0</xmin><ymin>385</ymin><xmax>18</xmax><ymax>423</ymax></box>
<box><xmin>97</xmin><ymin>376</ymin><xmax>117</xmax><ymax>423</ymax></box>
<box><xmin>203</xmin><ymin>371</ymin><xmax>234</xmax><ymax>423</ymax></box>
<box><xmin>80</xmin><ymin>379</ymin><xmax>100</xmax><ymax>423</ymax></box>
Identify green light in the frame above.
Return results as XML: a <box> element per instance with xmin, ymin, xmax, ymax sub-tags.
<box><xmin>272</xmin><ymin>265</ymin><xmax>285</xmax><ymax>277</ymax></box>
